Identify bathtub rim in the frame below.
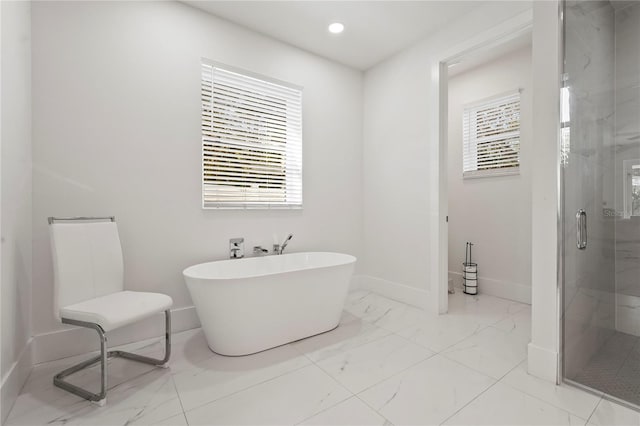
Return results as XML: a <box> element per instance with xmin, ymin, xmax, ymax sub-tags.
<box><xmin>182</xmin><ymin>251</ymin><xmax>357</xmax><ymax>281</ymax></box>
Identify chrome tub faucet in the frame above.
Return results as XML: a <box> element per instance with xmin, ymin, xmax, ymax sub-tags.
<box><xmin>253</xmin><ymin>246</ymin><xmax>268</xmax><ymax>256</ymax></box>
<box><xmin>273</xmin><ymin>234</ymin><xmax>293</xmax><ymax>255</ymax></box>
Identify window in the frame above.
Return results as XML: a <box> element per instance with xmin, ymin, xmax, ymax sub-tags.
<box><xmin>623</xmin><ymin>159</ymin><xmax>640</xmax><ymax>219</ymax></box>
<box><xmin>560</xmin><ymin>86</ymin><xmax>571</xmax><ymax>167</ymax></box>
<box><xmin>201</xmin><ymin>61</ymin><xmax>302</xmax><ymax>208</ymax></box>
<box><xmin>462</xmin><ymin>90</ymin><xmax>521</xmax><ymax>178</ymax></box>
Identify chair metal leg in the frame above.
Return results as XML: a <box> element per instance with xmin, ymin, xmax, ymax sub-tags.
<box><xmin>109</xmin><ymin>310</ymin><xmax>171</xmax><ymax>366</ymax></box>
<box><xmin>53</xmin><ymin>310</ymin><xmax>171</xmax><ymax>404</ymax></box>
<box><xmin>53</xmin><ymin>321</ymin><xmax>107</xmax><ymax>404</ymax></box>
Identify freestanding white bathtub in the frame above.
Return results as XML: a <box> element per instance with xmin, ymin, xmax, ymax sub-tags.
<box><xmin>183</xmin><ymin>252</ymin><xmax>356</xmax><ymax>356</ymax></box>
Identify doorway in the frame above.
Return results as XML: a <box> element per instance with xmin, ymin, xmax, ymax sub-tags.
<box><xmin>430</xmin><ymin>12</ymin><xmax>533</xmax><ymax>314</ymax></box>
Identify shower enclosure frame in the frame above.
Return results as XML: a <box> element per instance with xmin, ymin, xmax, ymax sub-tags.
<box><xmin>558</xmin><ymin>0</ymin><xmax>640</xmax><ymax>411</ymax></box>
<box><xmin>557</xmin><ymin>0</ymin><xmax>565</xmax><ymax>390</ymax></box>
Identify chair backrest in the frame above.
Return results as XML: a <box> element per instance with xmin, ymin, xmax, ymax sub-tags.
<box><xmin>49</xmin><ymin>221</ymin><xmax>124</xmax><ymax>317</ymax></box>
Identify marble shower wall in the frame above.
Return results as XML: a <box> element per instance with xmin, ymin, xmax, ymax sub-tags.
<box><xmin>614</xmin><ymin>2</ymin><xmax>640</xmax><ymax>337</ymax></box>
<box><xmin>562</xmin><ymin>0</ymin><xmax>617</xmax><ymax>381</ymax></box>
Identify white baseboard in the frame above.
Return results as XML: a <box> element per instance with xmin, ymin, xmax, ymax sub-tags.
<box><xmin>1</xmin><ymin>338</ymin><xmax>33</xmax><ymax>424</ymax></box>
<box><xmin>449</xmin><ymin>271</ymin><xmax>531</xmax><ymax>305</ymax></box>
<box><xmin>33</xmin><ymin>306</ymin><xmax>200</xmax><ymax>365</ymax></box>
<box><xmin>351</xmin><ymin>275</ymin><xmax>429</xmax><ymax>309</ymax></box>
<box><xmin>527</xmin><ymin>342</ymin><xmax>558</xmax><ymax>383</ymax></box>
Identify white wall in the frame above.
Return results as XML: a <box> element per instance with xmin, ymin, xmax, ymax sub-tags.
<box><xmin>528</xmin><ymin>0</ymin><xmax>561</xmax><ymax>383</ymax></box>
<box><xmin>361</xmin><ymin>1</ymin><xmax>532</xmax><ymax>306</ymax></box>
<box><xmin>447</xmin><ymin>46</ymin><xmax>532</xmax><ymax>304</ymax></box>
<box><xmin>1</xmin><ymin>0</ymin><xmax>33</xmax><ymax>421</ymax></box>
<box><xmin>31</xmin><ymin>1</ymin><xmax>363</xmax><ymax>359</ymax></box>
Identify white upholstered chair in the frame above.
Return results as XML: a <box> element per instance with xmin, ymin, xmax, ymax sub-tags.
<box><xmin>48</xmin><ymin>216</ymin><xmax>172</xmax><ymax>405</ymax></box>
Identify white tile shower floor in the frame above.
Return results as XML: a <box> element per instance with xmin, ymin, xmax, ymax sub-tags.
<box><xmin>5</xmin><ymin>291</ymin><xmax>638</xmax><ymax>425</ymax></box>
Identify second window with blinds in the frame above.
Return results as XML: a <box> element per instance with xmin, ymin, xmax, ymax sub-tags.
<box><xmin>201</xmin><ymin>61</ymin><xmax>303</xmax><ymax>209</ymax></box>
<box><xmin>462</xmin><ymin>90</ymin><xmax>521</xmax><ymax>178</ymax></box>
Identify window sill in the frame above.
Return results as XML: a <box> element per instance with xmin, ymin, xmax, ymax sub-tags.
<box><xmin>202</xmin><ymin>205</ymin><xmax>303</xmax><ymax>210</ymax></box>
<box><xmin>463</xmin><ymin>167</ymin><xmax>520</xmax><ymax>179</ymax></box>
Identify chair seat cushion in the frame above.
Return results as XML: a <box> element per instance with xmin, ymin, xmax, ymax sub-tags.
<box><xmin>60</xmin><ymin>291</ymin><xmax>173</xmax><ymax>332</ymax></box>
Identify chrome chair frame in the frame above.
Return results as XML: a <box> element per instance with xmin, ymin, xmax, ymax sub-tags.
<box><xmin>53</xmin><ymin>310</ymin><xmax>171</xmax><ymax>405</ymax></box>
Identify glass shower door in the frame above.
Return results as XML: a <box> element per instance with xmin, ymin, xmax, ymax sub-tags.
<box><xmin>562</xmin><ymin>0</ymin><xmax>640</xmax><ymax>407</ymax></box>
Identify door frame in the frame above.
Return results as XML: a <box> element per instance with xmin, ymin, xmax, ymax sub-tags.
<box><xmin>428</xmin><ymin>10</ymin><xmax>533</xmax><ymax>314</ymax></box>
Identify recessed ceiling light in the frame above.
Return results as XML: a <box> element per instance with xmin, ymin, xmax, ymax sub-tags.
<box><xmin>328</xmin><ymin>22</ymin><xmax>344</xmax><ymax>34</ymax></box>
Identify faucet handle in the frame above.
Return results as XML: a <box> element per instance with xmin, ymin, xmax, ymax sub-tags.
<box><xmin>273</xmin><ymin>244</ymin><xmax>281</xmax><ymax>255</ymax></box>
<box><xmin>229</xmin><ymin>238</ymin><xmax>244</xmax><ymax>259</ymax></box>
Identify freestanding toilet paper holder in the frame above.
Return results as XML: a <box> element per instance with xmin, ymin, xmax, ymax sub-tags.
<box><xmin>463</xmin><ymin>242</ymin><xmax>478</xmax><ymax>295</ymax></box>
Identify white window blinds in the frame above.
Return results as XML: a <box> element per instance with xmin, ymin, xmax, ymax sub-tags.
<box><xmin>462</xmin><ymin>91</ymin><xmax>521</xmax><ymax>178</ymax></box>
<box><xmin>201</xmin><ymin>61</ymin><xmax>303</xmax><ymax>209</ymax></box>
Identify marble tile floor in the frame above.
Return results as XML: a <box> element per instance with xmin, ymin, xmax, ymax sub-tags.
<box><xmin>5</xmin><ymin>290</ymin><xmax>639</xmax><ymax>426</ymax></box>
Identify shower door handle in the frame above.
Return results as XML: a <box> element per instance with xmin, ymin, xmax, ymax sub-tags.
<box><xmin>576</xmin><ymin>209</ymin><xmax>587</xmax><ymax>250</ymax></box>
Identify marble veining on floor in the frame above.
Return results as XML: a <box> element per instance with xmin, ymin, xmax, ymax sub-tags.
<box><xmin>5</xmin><ymin>290</ymin><xmax>638</xmax><ymax>425</ymax></box>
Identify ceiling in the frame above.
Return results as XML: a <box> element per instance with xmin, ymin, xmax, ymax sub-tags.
<box><xmin>183</xmin><ymin>1</ymin><xmax>485</xmax><ymax>70</ymax></box>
